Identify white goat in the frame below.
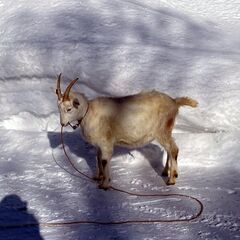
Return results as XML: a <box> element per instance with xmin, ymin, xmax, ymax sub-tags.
<box><xmin>56</xmin><ymin>74</ymin><xmax>198</xmax><ymax>189</ymax></box>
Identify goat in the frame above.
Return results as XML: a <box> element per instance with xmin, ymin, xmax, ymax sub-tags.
<box><xmin>56</xmin><ymin>74</ymin><xmax>198</xmax><ymax>189</ymax></box>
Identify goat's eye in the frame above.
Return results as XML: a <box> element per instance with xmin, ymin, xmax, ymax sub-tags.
<box><xmin>67</xmin><ymin>108</ymin><xmax>72</xmax><ymax>112</ymax></box>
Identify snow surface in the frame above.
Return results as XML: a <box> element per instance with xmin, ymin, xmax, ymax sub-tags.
<box><xmin>0</xmin><ymin>0</ymin><xmax>239</xmax><ymax>239</ymax></box>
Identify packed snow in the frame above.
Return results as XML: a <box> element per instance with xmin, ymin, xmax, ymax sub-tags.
<box><xmin>0</xmin><ymin>0</ymin><xmax>239</xmax><ymax>239</ymax></box>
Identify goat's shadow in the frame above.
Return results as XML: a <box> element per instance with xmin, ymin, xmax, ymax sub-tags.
<box><xmin>47</xmin><ymin>129</ymin><xmax>167</xmax><ymax>183</ymax></box>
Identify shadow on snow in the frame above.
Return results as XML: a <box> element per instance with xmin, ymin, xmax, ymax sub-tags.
<box><xmin>0</xmin><ymin>194</ymin><xmax>44</xmax><ymax>240</ymax></box>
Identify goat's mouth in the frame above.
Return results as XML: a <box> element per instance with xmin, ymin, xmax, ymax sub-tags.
<box><xmin>61</xmin><ymin>121</ymin><xmax>79</xmax><ymax>129</ymax></box>
<box><xmin>67</xmin><ymin>122</ymin><xmax>80</xmax><ymax>130</ymax></box>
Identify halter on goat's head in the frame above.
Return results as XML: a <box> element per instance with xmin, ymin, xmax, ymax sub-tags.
<box><xmin>56</xmin><ymin>73</ymin><xmax>81</xmax><ymax>127</ymax></box>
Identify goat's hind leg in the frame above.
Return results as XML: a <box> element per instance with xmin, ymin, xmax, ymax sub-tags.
<box><xmin>170</xmin><ymin>139</ymin><xmax>179</xmax><ymax>179</ymax></box>
<box><xmin>162</xmin><ymin>152</ymin><xmax>170</xmax><ymax>177</ymax></box>
<box><xmin>157</xmin><ymin>136</ymin><xmax>179</xmax><ymax>185</ymax></box>
<box><xmin>167</xmin><ymin>139</ymin><xmax>179</xmax><ymax>185</ymax></box>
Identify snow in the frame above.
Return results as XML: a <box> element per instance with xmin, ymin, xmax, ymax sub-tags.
<box><xmin>0</xmin><ymin>0</ymin><xmax>239</xmax><ymax>239</ymax></box>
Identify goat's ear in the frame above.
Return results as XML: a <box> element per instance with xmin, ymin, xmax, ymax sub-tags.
<box><xmin>73</xmin><ymin>98</ymin><xmax>80</xmax><ymax>109</ymax></box>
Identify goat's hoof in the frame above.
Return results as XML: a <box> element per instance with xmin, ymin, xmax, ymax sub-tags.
<box><xmin>167</xmin><ymin>179</ymin><xmax>176</xmax><ymax>185</ymax></box>
<box><xmin>98</xmin><ymin>184</ymin><xmax>110</xmax><ymax>191</ymax></box>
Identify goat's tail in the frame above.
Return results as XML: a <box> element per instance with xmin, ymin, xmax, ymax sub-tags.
<box><xmin>175</xmin><ymin>97</ymin><xmax>198</xmax><ymax>108</ymax></box>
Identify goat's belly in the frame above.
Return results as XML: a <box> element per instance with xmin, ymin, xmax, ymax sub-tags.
<box><xmin>116</xmin><ymin>134</ymin><xmax>155</xmax><ymax>148</ymax></box>
<box><xmin>115</xmin><ymin>119</ymin><xmax>157</xmax><ymax>148</ymax></box>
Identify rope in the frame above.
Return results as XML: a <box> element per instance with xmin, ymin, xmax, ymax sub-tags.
<box><xmin>0</xmin><ymin>127</ymin><xmax>203</xmax><ymax>229</ymax></box>
<box><xmin>58</xmin><ymin>126</ymin><xmax>203</xmax><ymax>225</ymax></box>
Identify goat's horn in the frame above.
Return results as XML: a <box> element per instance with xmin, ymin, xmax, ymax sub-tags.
<box><xmin>56</xmin><ymin>73</ymin><xmax>62</xmax><ymax>100</ymax></box>
<box><xmin>63</xmin><ymin>77</ymin><xmax>79</xmax><ymax>101</ymax></box>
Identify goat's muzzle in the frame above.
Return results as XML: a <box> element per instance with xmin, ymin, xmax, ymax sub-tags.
<box><xmin>68</xmin><ymin>122</ymin><xmax>80</xmax><ymax>130</ymax></box>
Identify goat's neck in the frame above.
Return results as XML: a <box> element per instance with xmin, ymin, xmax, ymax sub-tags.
<box><xmin>77</xmin><ymin>95</ymin><xmax>89</xmax><ymax>122</ymax></box>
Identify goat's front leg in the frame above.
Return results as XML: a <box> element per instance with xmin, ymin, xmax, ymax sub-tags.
<box><xmin>97</xmin><ymin>145</ymin><xmax>113</xmax><ymax>190</ymax></box>
<box><xmin>93</xmin><ymin>148</ymin><xmax>104</xmax><ymax>181</ymax></box>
